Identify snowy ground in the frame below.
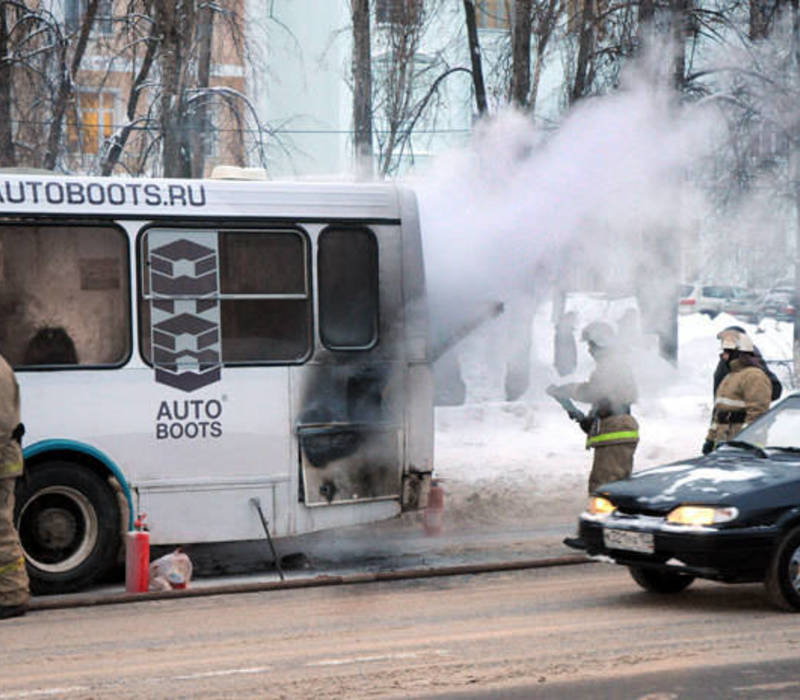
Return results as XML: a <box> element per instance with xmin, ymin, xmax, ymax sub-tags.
<box><xmin>434</xmin><ymin>305</ymin><xmax>796</xmax><ymax>529</ymax></box>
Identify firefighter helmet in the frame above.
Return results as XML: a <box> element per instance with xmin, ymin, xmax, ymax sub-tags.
<box><xmin>717</xmin><ymin>329</ymin><xmax>755</xmax><ymax>353</ymax></box>
<box><xmin>581</xmin><ymin>321</ymin><xmax>615</xmax><ymax>348</ymax></box>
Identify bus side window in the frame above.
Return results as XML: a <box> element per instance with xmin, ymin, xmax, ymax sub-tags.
<box><xmin>138</xmin><ymin>228</ymin><xmax>312</xmax><ymax>366</ymax></box>
<box><xmin>0</xmin><ymin>223</ymin><xmax>130</xmax><ymax>369</ymax></box>
<box><xmin>318</xmin><ymin>228</ymin><xmax>378</xmax><ymax>350</ymax></box>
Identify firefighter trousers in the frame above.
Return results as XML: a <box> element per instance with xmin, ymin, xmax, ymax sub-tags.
<box><xmin>588</xmin><ymin>442</ymin><xmax>637</xmax><ymax>494</ymax></box>
<box><xmin>0</xmin><ymin>477</ymin><xmax>28</xmax><ymax>607</ymax></box>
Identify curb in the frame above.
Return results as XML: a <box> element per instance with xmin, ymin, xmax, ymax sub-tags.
<box><xmin>29</xmin><ymin>554</ymin><xmax>592</xmax><ymax>612</ymax></box>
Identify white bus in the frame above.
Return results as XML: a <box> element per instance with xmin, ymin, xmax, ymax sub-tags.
<box><xmin>0</xmin><ymin>172</ymin><xmax>434</xmax><ymax>593</ymax></box>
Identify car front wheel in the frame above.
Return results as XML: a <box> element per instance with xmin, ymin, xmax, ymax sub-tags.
<box><xmin>764</xmin><ymin>525</ymin><xmax>800</xmax><ymax>611</ymax></box>
<box><xmin>628</xmin><ymin>565</ymin><xmax>694</xmax><ymax>594</ymax></box>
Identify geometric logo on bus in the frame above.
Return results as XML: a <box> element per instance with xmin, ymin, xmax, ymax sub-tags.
<box><xmin>148</xmin><ymin>232</ymin><xmax>222</xmax><ymax>392</ymax></box>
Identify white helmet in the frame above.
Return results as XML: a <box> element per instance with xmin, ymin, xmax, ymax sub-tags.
<box><xmin>717</xmin><ymin>329</ymin><xmax>754</xmax><ymax>353</ymax></box>
<box><xmin>581</xmin><ymin>321</ymin><xmax>615</xmax><ymax>348</ymax></box>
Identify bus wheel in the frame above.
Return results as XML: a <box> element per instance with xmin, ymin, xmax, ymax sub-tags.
<box><xmin>15</xmin><ymin>461</ymin><xmax>121</xmax><ymax>595</ymax></box>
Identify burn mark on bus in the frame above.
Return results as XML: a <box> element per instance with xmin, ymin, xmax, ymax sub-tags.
<box><xmin>296</xmin><ymin>361</ymin><xmax>400</xmax><ymax>505</ymax></box>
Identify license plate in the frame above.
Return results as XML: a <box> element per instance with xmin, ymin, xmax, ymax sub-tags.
<box><xmin>603</xmin><ymin>528</ymin><xmax>654</xmax><ymax>554</ymax></box>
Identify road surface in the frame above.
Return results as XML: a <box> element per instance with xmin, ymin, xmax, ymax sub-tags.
<box><xmin>4</xmin><ymin>562</ymin><xmax>800</xmax><ymax>698</ymax></box>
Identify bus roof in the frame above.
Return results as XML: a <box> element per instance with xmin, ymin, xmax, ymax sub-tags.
<box><xmin>0</xmin><ymin>173</ymin><xmax>406</xmax><ymax>222</ymax></box>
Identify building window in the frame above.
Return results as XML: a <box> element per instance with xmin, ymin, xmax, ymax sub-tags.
<box><xmin>318</xmin><ymin>228</ymin><xmax>379</xmax><ymax>350</ymax></box>
<box><xmin>65</xmin><ymin>0</ymin><xmax>114</xmax><ymax>35</ymax></box>
<box><xmin>376</xmin><ymin>0</ymin><xmax>422</xmax><ymax>26</ymax></box>
<box><xmin>476</xmin><ymin>0</ymin><xmax>510</xmax><ymax>29</ymax></box>
<box><xmin>0</xmin><ymin>224</ymin><xmax>130</xmax><ymax>369</ymax></box>
<box><xmin>139</xmin><ymin>228</ymin><xmax>312</xmax><ymax>365</ymax></box>
<box><xmin>67</xmin><ymin>91</ymin><xmax>115</xmax><ymax>155</ymax></box>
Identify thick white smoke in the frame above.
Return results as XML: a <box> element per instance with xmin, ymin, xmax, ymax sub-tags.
<box><xmin>408</xmin><ymin>60</ymin><xmax>723</xmax><ymax>401</ymax></box>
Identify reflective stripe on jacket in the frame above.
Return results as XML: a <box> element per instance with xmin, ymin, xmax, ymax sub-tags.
<box><xmin>585</xmin><ymin>413</ymin><xmax>639</xmax><ymax>449</ymax></box>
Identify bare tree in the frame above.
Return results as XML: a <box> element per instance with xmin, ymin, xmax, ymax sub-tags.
<box><xmin>352</xmin><ymin>0</ymin><xmax>373</xmax><ymax>178</ymax></box>
<box><xmin>463</xmin><ymin>0</ymin><xmax>489</xmax><ymax>114</ymax></box>
<box><xmin>99</xmin><ymin>1</ymin><xmax>159</xmax><ymax>176</ymax></box>
<box><xmin>529</xmin><ymin>0</ymin><xmax>561</xmax><ymax>114</ymax></box>
<box><xmin>511</xmin><ymin>0</ymin><xmax>533</xmax><ymax>108</ymax></box>
<box><xmin>153</xmin><ymin>2</ymin><xmax>193</xmax><ymax>177</ymax></box>
<box><xmin>97</xmin><ymin>0</ymin><xmax>260</xmax><ymax>178</ymax></box>
<box><xmin>0</xmin><ymin>1</ymin><xmax>99</xmax><ymax>169</ymax></box>
<box><xmin>0</xmin><ymin>4</ymin><xmax>13</xmax><ymax>166</ymax></box>
<box><xmin>191</xmin><ymin>1</ymin><xmax>214</xmax><ymax>178</ymax></box>
<box><xmin>43</xmin><ymin>0</ymin><xmax>100</xmax><ymax>169</ymax></box>
<box><xmin>569</xmin><ymin>0</ymin><xmax>597</xmax><ymax>103</ymax></box>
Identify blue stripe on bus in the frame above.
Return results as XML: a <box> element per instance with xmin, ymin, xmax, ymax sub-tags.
<box><xmin>23</xmin><ymin>439</ymin><xmax>134</xmax><ymax>530</ymax></box>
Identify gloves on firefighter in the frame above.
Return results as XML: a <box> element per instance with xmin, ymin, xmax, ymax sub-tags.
<box><xmin>579</xmin><ymin>416</ymin><xmax>595</xmax><ymax>434</ymax></box>
<box><xmin>702</xmin><ymin>439</ymin><xmax>714</xmax><ymax>455</ymax></box>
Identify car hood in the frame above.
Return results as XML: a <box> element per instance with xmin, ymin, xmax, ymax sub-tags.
<box><xmin>598</xmin><ymin>451</ymin><xmax>800</xmax><ymax>512</ymax></box>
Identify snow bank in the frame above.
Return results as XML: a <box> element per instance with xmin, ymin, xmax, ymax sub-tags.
<box><xmin>434</xmin><ymin>308</ymin><xmax>795</xmax><ymax>529</ymax></box>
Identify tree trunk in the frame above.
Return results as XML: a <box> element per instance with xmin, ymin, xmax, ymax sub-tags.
<box><xmin>0</xmin><ymin>6</ymin><xmax>13</xmax><ymax>166</ymax></box>
<box><xmin>670</xmin><ymin>0</ymin><xmax>689</xmax><ymax>91</ymax></box>
<box><xmin>529</xmin><ymin>0</ymin><xmax>559</xmax><ymax>114</ymax></box>
<box><xmin>463</xmin><ymin>0</ymin><xmax>488</xmax><ymax>115</ymax></box>
<box><xmin>351</xmin><ymin>0</ymin><xmax>373</xmax><ymax>179</ymax></box>
<box><xmin>192</xmin><ymin>3</ymin><xmax>214</xmax><ymax>178</ymax></box>
<box><xmin>43</xmin><ymin>0</ymin><xmax>99</xmax><ymax>170</ymax></box>
<box><xmin>156</xmin><ymin>0</ymin><xmax>195</xmax><ymax>178</ymax></box>
<box><xmin>511</xmin><ymin>0</ymin><xmax>533</xmax><ymax>109</ymax></box>
<box><xmin>639</xmin><ymin>0</ymin><xmax>655</xmax><ymax>25</ymax></box>
<box><xmin>792</xmin><ymin>0</ymin><xmax>800</xmax><ymax>380</ymax></box>
<box><xmin>749</xmin><ymin>0</ymin><xmax>768</xmax><ymax>39</ymax></box>
<box><xmin>569</xmin><ymin>0</ymin><xmax>595</xmax><ymax>105</ymax></box>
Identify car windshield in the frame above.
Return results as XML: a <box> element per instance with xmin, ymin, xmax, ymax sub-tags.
<box><xmin>737</xmin><ymin>396</ymin><xmax>800</xmax><ymax>450</ymax></box>
<box><xmin>702</xmin><ymin>285</ymin><xmax>732</xmax><ymax>298</ymax></box>
<box><xmin>679</xmin><ymin>284</ymin><xmax>693</xmax><ymax>297</ymax></box>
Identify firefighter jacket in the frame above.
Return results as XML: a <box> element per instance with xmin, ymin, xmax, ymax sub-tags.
<box><xmin>562</xmin><ymin>349</ymin><xmax>639</xmax><ymax>449</ymax></box>
<box><xmin>706</xmin><ymin>358</ymin><xmax>771</xmax><ymax>445</ymax></box>
<box><xmin>0</xmin><ymin>355</ymin><xmax>22</xmax><ymax>480</ymax></box>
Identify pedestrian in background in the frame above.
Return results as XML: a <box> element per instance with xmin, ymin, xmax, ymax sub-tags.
<box><xmin>0</xmin><ymin>354</ymin><xmax>27</xmax><ymax>619</ymax></box>
<box><xmin>553</xmin><ymin>311</ymin><xmax>577</xmax><ymax>377</ymax></box>
<box><xmin>703</xmin><ymin>329</ymin><xmax>772</xmax><ymax>454</ymax></box>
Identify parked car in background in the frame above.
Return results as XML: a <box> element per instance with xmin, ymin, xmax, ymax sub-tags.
<box><xmin>678</xmin><ymin>283</ymin><xmax>699</xmax><ymax>315</ymax></box>
<box><xmin>679</xmin><ymin>283</ymin><xmax>752</xmax><ymax>319</ymax></box>
<box><xmin>759</xmin><ymin>287</ymin><xmax>796</xmax><ymax>322</ymax></box>
<box><xmin>723</xmin><ymin>287</ymin><xmax>762</xmax><ymax>323</ymax></box>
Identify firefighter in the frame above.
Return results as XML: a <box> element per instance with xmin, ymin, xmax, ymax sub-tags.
<box><xmin>548</xmin><ymin>321</ymin><xmax>639</xmax><ymax>493</ymax></box>
<box><xmin>0</xmin><ymin>353</ymin><xmax>27</xmax><ymax>620</ymax></box>
<box><xmin>703</xmin><ymin>329</ymin><xmax>771</xmax><ymax>454</ymax></box>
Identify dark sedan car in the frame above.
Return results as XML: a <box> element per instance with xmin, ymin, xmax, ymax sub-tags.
<box><xmin>567</xmin><ymin>393</ymin><xmax>800</xmax><ymax>610</ymax></box>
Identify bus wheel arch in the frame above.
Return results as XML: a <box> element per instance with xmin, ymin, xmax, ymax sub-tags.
<box><xmin>15</xmin><ymin>454</ymin><xmax>123</xmax><ymax>595</ymax></box>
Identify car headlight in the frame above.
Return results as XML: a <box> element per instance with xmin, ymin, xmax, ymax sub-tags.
<box><xmin>587</xmin><ymin>496</ymin><xmax>615</xmax><ymax>516</ymax></box>
<box><xmin>666</xmin><ymin>505</ymin><xmax>739</xmax><ymax>526</ymax></box>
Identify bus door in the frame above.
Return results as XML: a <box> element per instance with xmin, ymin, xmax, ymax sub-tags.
<box><xmin>138</xmin><ymin>226</ymin><xmax>312</xmax><ymax>542</ymax></box>
<box><xmin>294</xmin><ymin>226</ymin><xmax>406</xmax><ymax>514</ymax></box>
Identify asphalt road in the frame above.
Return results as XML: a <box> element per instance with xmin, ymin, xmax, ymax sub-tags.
<box><xmin>5</xmin><ymin>561</ymin><xmax>800</xmax><ymax>699</ymax></box>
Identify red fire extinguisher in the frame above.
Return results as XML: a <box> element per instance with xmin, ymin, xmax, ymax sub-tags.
<box><xmin>423</xmin><ymin>481</ymin><xmax>445</xmax><ymax>536</ymax></box>
<box><xmin>125</xmin><ymin>514</ymin><xmax>150</xmax><ymax>593</ymax></box>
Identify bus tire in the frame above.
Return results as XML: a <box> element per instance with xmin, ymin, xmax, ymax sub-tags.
<box><xmin>15</xmin><ymin>461</ymin><xmax>121</xmax><ymax>595</ymax></box>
